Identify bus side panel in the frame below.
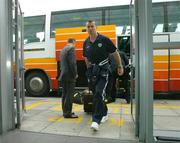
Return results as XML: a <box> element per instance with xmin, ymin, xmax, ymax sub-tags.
<box><xmin>169</xmin><ymin>51</ymin><xmax>180</xmax><ymax>91</ymax></box>
<box><xmin>153</xmin><ymin>51</ymin><xmax>169</xmax><ymax>92</ymax></box>
<box><xmin>154</xmin><ymin>81</ymin><xmax>168</xmax><ymax>92</ymax></box>
<box><xmin>169</xmin><ymin>81</ymin><xmax>180</xmax><ymax>91</ymax></box>
<box><xmin>153</xmin><ymin>48</ymin><xmax>180</xmax><ymax>93</ymax></box>
<box><xmin>51</xmin><ymin>79</ymin><xmax>58</xmax><ymax>90</ymax></box>
<box><xmin>25</xmin><ymin>58</ymin><xmax>58</xmax><ymax>90</ymax></box>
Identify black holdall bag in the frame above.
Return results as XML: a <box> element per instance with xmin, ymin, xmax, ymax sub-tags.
<box><xmin>73</xmin><ymin>92</ymin><xmax>84</xmax><ymax>105</ymax></box>
<box><xmin>73</xmin><ymin>89</ymin><xmax>93</xmax><ymax>112</ymax></box>
<box><xmin>83</xmin><ymin>89</ymin><xmax>93</xmax><ymax>113</ymax></box>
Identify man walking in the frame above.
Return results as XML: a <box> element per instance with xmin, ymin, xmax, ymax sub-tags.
<box><xmin>83</xmin><ymin>20</ymin><xmax>124</xmax><ymax>130</ymax></box>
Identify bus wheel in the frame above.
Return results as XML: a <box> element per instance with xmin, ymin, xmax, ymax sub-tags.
<box><xmin>25</xmin><ymin>71</ymin><xmax>50</xmax><ymax>97</ymax></box>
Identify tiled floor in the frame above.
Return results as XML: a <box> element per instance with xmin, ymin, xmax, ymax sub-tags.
<box><xmin>153</xmin><ymin>100</ymin><xmax>180</xmax><ymax>131</ymax></box>
<box><xmin>12</xmin><ymin>97</ymin><xmax>180</xmax><ymax>142</ymax></box>
<box><xmin>20</xmin><ymin>98</ymin><xmax>136</xmax><ymax>141</ymax></box>
<box><xmin>2</xmin><ymin>97</ymin><xmax>180</xmax><ymax>143</ymax></box>
<box><xmin>0</xmin><ymin>130</ymin><xmax>138</xmax><ymax>143</ymax></box>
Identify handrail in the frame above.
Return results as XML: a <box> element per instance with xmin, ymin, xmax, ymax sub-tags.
<box><xmin>153</xmin><ymin>42</ymin><xmax>180</xmax><ymax>49</ymax></box>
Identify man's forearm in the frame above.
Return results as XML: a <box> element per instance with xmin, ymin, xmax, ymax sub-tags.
<box><xmin>111</xmin><ymin>50</ymin><xmax>123</xmax><ymax>67</ymax></box>
<box><xmin>84</xmin><ymin>57</ymin><xmax>91</xmax><ymax>68</ymax></box>
<box><xmin>111</xmin><ymin>50</ymin><xmax>124</xmax><ymax>76</ymax></box>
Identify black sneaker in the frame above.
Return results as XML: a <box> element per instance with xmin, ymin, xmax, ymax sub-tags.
<box><xmin>64</xmin><ymin>114</ymin><xmax>78</xmax><ymax>118</ymax></box>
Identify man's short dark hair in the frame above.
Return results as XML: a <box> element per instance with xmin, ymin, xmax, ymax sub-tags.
<box><xmin>67</xmin><ymin>38</ymin><xmax>76</xmax><ymax>43</ymax></box>
<box><xmin>86</xmin><ymin>20</ymin><xmax>96</xmax><ymax>25</ymax></box>
<box><xmin>87</xmin><ymin>20</ymin><xmax>95</xmax><ymax>23</ymax></box>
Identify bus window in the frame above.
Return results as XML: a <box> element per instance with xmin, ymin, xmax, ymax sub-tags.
<box><xmin>50</xmin><ymin>11</ymin><xmax>102</xmax><ymax>38</ymax></box>
<box><xmin>154</xmin><ymin>24</ymin><xmax>164</xmax><ymax>33</ymax></box>
<box><xmin>125</xmin><ymin>26</ymin><xmax>131</xmax><ymax>35</ymax></box>
<box><xmin>167</xmin><ymin>2</ymin><xmax>180</xmax><ymax>32</ymax></box>
<box><xmin>176</xmin><ymin>23</ymin><xmax>180</xmax><ymax>32</ymax></box>
<box><xmin>152</xmin><ymin>3</ymin><xmax>164</xmax><ymax>32</ymax></box>
<box><xmin>105</xmin><ymin>7</ymin><xmax>129</xmax><ymax>26</ymax></box>
<box><xmin>168</xmin><ymin>23</ymin><xmax>177</xmax><ymax>32</ymax></box>
<box><xmin>24</xmin><ymin>15</ymin><xmax>45</xmax><ymax>44</ymax></box>
<box><xmin>116</xmin><ymin>26</ymin><xmax>123</xmax><ymax>35</ymax></box>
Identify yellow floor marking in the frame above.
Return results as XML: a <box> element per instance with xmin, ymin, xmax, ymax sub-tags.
<box><xmin>112</xmin><ymin>107</ymin><xmax>120</xmax><ymax>114</ymax></box>
<box><xmin>123</xmin><ymin>111</ymin><xmax>130</xmax><ymax>115</ymax></box>
<box><xmin>48</xmin><ymin>116</ymin><xmax>64</xmax><ymax>122</ymax></box>
<box><xmin>117</xmin><ymin>118</ymin><xmax>124</xmax><ymax>126</ymax></box>
<box><xmin>75</xmin><ymin>115</ymin><xmax>84</xmax><ymax>124</ymax></box>
<box><xmin>51</xmin><ymin>105</ymin><xmax>62</xmax><ymax>111</ymax></box>
<box><xmin>73</xmin><ymin>105</ymin><xmax>83</xmax><ymax>112</ymax></box>
<box><xmin>45</xmin><ymin>101</ymin><xmax>60</xmax><ymax>104</ymax></box>
<box><xmin>25</xmin><ymin>101</ymin><xmax>60</xmax><ymax>110</ymax></box>
<box><xmin>48</xmin><ymin>115</ymin><xmax>124</xmax><ymax>126</ymax></box>
<box><xmin>123</xmin><ymin>108</ymin><xmax>130</xmax><ymax>115</ymax></box>
<box><xmin>154</xmin><ymin>105</ymin><xmax>180</xmax><ymax>109</ymax></box>
<box><xmin>87</xmin><ymin>119</ymin><xmax>92</xmax><ymax>125</ymax></box>
<box><xmin>108</xmin><ymin>104</ymin><xmax>129</xmax><ymax>107</ymax></box>
<box><xmin>110</xmin><ymin>118</ymin><xmax>124</xmax><ymax>126</ymax></box>
<box><xmin>51</xmin><ymin>104</ymin><xmax>82</xmax><ymax>112</ymax></box>
<box><xmin>26</xmin><ymin>101</ymin><xmax>180</xmax><ymax>111</ymax></box>
<box><xmin>110</xmin><ymin>118</ymin><xmax>116</xmax><ymax>126</ymax></box>
<box><xmin>48</xmin><ymin>115</ymin><xmax>84</xmax><ymax>124</ymax></box>
<box><xmin>25</xmin><ymin>102</ymin><xmax>45</xmax><ymax>110</ymax></box>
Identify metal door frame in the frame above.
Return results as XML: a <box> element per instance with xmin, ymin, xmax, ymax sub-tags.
<box><xmin>0</xmin><ymin>0</ymin><xmax>15</xmax><ymax>133</ymax></box>
<box><xmin>14</xmin><ymin>0</ymin><xmax>25</xmax><ymax>128</ymax></box>
<box><xmin>134</xmin><ymin>0</ymin><xmax>154</xmax><ymax>142</ymax></box>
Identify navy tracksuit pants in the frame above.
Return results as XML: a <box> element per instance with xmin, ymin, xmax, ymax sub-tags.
<box><xmin>91</xmin><ymin>73</ymin><xmax>109</xmax><ymax>124</ymax></box>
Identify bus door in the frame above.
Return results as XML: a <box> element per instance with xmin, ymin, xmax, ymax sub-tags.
<box><xmin>129</xmin><ymin>0</ymin><xmax>138</xmax><ymax>136</ymax></box>
<box><xmin>14</xmin><ymin>0</ymin><xmax>25</xmax><ymax>128</ymax></box>
<box><xmin>153</xmin><ymin>33</ymin><xmax>180</xmax><ymax>94</ymax></box>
